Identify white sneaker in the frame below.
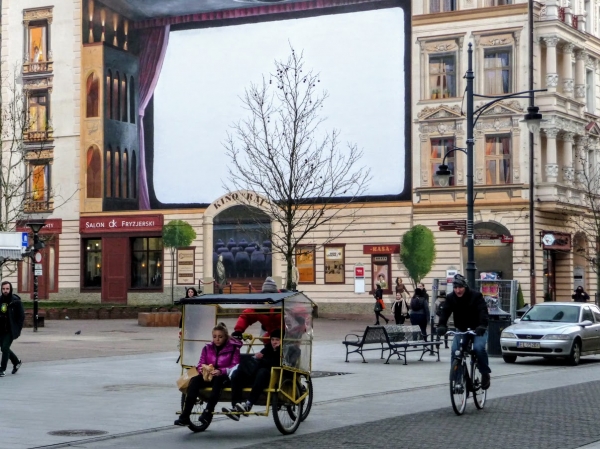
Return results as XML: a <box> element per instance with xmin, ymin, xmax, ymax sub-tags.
<box><xmin>221</xmin><ymin>406</ymin><xmax>240</xmax><ymax>421</ymax></box>
<box><xmin>235</xmin><ymin>402</ymin><xmax>251</xmax><ymax>415</ymax></box>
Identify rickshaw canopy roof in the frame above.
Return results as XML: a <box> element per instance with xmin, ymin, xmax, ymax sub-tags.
<box><xmin>176</xmin><ymin>291</ymin><xmax>316</xmax><ymax>308</ymax></box>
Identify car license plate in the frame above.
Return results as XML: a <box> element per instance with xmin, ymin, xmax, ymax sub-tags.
<box><xmin>517</xmin><ymin>341</ymin><xmax>540</xmax><ymax>349</ymax></box>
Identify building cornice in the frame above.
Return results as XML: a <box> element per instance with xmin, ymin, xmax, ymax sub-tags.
<box><xmin>413</xmin><ymin>4</ymin><xmax>527</xmax><ymax>27</ymax></box>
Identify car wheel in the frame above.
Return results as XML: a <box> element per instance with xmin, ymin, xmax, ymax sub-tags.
<box><xmin>502</xmin><ymin>354</ymin><xmax>517</xmax><ymax>364</ymax></box>
<box><xmin>567</xmin><ymin>340</ymin><xmax>581</xmax><ymax>366</ymax></box>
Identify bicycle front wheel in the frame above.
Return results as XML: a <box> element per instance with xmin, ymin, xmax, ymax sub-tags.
<box><xmin>449</xmin><ymin>360</ymin><xmax>468</xmax><ymax>416</ymax></box>
<box><xmin>471</xmin><ymin>360</ymin><xmax>487</xmax><ymax>410</ymax></box>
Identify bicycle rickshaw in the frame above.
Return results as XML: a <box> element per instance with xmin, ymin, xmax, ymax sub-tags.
<box><xmin>175</xmin><ymin>291</ymin><xmax>315</xmax><ymax>435</ymax></box>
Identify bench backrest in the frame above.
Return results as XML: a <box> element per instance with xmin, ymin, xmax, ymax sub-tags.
<box><xmin>382</xmin><ymin>324</ymin><xmax>423</xmax><ymax>343</ymax></box>
<box><xmin>361</xmin><ymin>326</ymin><xmax>388</xmax><ymax>344</ymax></box>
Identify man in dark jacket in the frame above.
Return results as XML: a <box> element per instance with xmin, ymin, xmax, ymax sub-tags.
<box><xmin>0</xmin><ymin>281</ymin><xmax>24</xmax><ymax>377</ymax></box>
<box><xmin>437</xmin><ymin>274</ymin><xmax>491</xmax><ymax>390</ymax></box>
<box><xmin>572</xmin><ymin>286</ymin><xmax>590</xmax><ymax>303</ymax></box>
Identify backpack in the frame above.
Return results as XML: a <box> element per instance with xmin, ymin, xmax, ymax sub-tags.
<box><xmin>410</xmin><ymin>296</ymin><xmax>425</xmax><ymax>312</ymax></box>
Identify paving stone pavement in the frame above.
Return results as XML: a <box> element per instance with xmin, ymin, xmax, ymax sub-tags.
<box><xmin>241</xmin><ymin>381</ymin><xmax>600</xmax><ymax>449</ymax></box>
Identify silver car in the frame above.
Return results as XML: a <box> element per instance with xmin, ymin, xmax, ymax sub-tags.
<box><xmin>500</xmin><ymin>302</ymin><xmax>600</xmax><ymax>365</ymax></box>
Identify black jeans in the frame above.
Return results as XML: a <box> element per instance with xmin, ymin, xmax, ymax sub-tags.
<box><xmin>374</xmin><ymin>311</ymin><xmax>389</xmax><ymax>324</ymax></box>
<box><xmin>231</xmin><ymin>366</ymin><xmax>272</xmax><ymax>406</ymax></box>
<box><xmin>182</xmin><ymin>375</ymin><xmax>228</xmax><ymax>417</ymax></box>
<box><xmin>0</xmin><ymin>332</ymin><xmax>18</xmax><ymax>372</ymax></box>
<box><xmin>409</xmin><ymin>313</ymin><xmax>428</xmax><ymax>341</ymax></box>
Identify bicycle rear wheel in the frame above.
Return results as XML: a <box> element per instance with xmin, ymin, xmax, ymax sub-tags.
<box><xmin>449</xmin><ymin>360</ymin><xmax>468</xmax><ymax>416</ymax></box>
<box><xmin>471</xmin><ymin>360</ymin><xmax>487</xmax><ymax>410</ymax></box>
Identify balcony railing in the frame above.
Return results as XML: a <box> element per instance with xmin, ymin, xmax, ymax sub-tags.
<box><xmin>24</xmin><ymin>196</ymin><xmax>53</xmax><ymax>213</ymax></box>
<box><xmin>23</xmin><ymin>61</ymin><xmax>53</xmax><ymax>74</ymax></box>
<box><xmin>24</xmin><ymin>129</ymin><xmax>53</xmax><ymax>143</ymax></box>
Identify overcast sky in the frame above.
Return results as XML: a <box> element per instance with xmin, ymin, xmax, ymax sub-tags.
<box><xmin>153</xmin><ymin>7</ymin><xmax>406</xmax><ymax>204</ymax></box>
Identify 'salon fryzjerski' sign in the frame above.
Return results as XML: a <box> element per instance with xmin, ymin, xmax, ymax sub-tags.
<box><xmin>79</xmin><ymin>215</ymin><xmax>164</xmax><ymax>233</ymax></box>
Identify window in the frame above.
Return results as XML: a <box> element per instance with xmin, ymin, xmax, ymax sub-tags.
<box><xmin>131</xmin><ymin>151</ymin><xmax>137</xmax><ymax>198</ymax></box>
<box><xmin>582</xmin><ymin>307</ymin><xmax>594</xmax><ymax>323</ymax></box>
<box><xmin>485</xmin><ymin>0</ymin><xmax>511</xmax><ymax>5</ymax></box>
<box><xmin>106</xmin><ymin>70</ymin><xmax>112</xmax><ymax>119</ymax></box>
<box><xmin>112</xmin><ymin>72</ymin><xmax>120</xmax><ymax>121</ymax></box>
<box><xmin>123</xmin><ymin>150</ymin><xmax>129</xmax><ymax>198</ymax></box>
<box><xmin>29</xmin><ymin>163</ymin><xmax>50</xmax><ymax>203</ymax></box>
<box><xmin>430</xmin><ymin>0</ymin><xmax>456</xmax><ymax>12</ymax></box>
<box><xmin>86</xmin><ymin>72</ymin><xmax>99</xmax><ymax>118</ymax></box>
<box><xmin>484</xmin><ymin>49</ymin><xmax>512</xmax><ymax>95</ymax></box>
<box><xmin>121</xmin><ymin>76</ymin><xmax>128</xmax><ymax>123</ymax></box>
<box><xmin>86</xmin><ymin>145</ymin><xmax>102</xmax><ymax>198</ymax></box>
<box><xmin>83</xmin><ymin>239</ymin><xmax>102</xmax><ymax>288</ymax></box>
<box><xmin>27</xmin><ymin>22</ymin><xmax>48</xmax><ymax>71</ymax></box>
<box><xmin>485</xmin><ymin>135</ymin><xmax>511</xmax><ymax>185</ymax></box>
<box><xmin>20</xmin><ymin>257</ymin><xmax>31</xmax><ymax>293</ymax></box>
<box><xmin>295</xmin><ymin>245</ymin><xmax>316</xmax><ymax>284</ymax></box>
<box><xmin>429</xmin><ymin>55</ymin><xmax>456</xmax><ymax>98</ymax></box>
<box><xmin>131</xmin><ymin>237</ymin><xmax>163</xmax><ymax>288</ymax></box>
<box><xmin>28</xmin><ymin>91</ymin><xmax>49</xmax><ymax>134</ymax></box>
<box><xmin>324</xmin><ymin>245</ymin><xmax>345</xmax><ymax>284</ymax></box>
<box><xmin>431</xmin><ymin>137</ymin><xmax>455</xmax><ymax>186</ymax></box>
<box><xmin>129</xmin><ymin>76</ymin><xmax>136</xmax><ymax>123</ymax></box>
<box><xmin>371</xmin><ymin>254</ymin><xmax>391</xmax><ymax>294</ymax></box>
<box><xmin>587</xmin><ymin>69</ymin><xmax>594</xmax><ymax>114</ymax></box>
<box><xmin>105</xmin><ymin>147</ymin><xmax>112</xmax><ymax>197</ymax></box>
<box><xmin>114</xmin><ymin>148</ymin><xmax>121</xmax><ymax>198</ymax></box>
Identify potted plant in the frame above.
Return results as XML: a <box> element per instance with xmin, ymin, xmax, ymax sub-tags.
<box><xmin>431</xmin><ymin>88</ymin><xmax>439</xmax><ymax>99</ymax></box>
<box><xmin>443</xmin><ymin>89</ymin><xmax>450</xmax><ymax>98</ymax></box>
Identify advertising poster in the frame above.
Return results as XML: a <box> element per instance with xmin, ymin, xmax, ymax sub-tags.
<box><xmin>177</xmin><ymin>248</ymin><xmax>195</xmax><ymax>285</ymax></box>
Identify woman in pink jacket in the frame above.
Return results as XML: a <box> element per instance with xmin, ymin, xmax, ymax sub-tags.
<box><xmin>175</xmin><ymin>322</ymin><xmax>242</xmax><ymax>426</ymax></box>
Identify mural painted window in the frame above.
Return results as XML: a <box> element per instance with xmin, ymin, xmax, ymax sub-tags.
<box><xmin>113</xmin><ymin>71</ymin><xmax>120</xmax><ymax>121</ymax></box>
<box><xmin>27</xmin><ymin>22</ymin><xmax>48</xmax><ymax>71</ymax></box>
<box><xmin>295</xmin><ymin>245</ymin><xmax>316</xmax><ymax>284</ymax></box>
<box><xmin>29</xmin><ymin>163</ymin><xmax>50</xmax><ymax>202</ymax></box>
<box><xmin>86</xmin><ymin>145</ymin><xmax>102</xmax><ymax>198</ymax></box>
<box><xmin>131</xmin><ymin>151</ymin><xmax>137</xmax><ymax>198</ymax></box>
<box><xmin>484</xmin><ymin>49</ymin><xmax>512</xmax><ymax>95</ymax></box>
<box><xmin>114</xmin><ymin>148</ymin><xmax>121</xmax><ymax>198</ymax></box>
<box><xmin>131</xmin><ymin>237</ymin><xmax>163</xmax><ymax>289</ymax></box>
<box><xmin>371</xmin><ymin>254</ymin><xmax>391</xmax><ymax>294</ymax></box>
<box><xmin>121</xmin><ymin>76</ymin><xmax>128</xmax><ymax>122</ymax></box>
<box><xmin>429</xmin><ymin>54</ymin><xmax>456</xmax><ymax>98</ymax></box>
<box><xmin>105</xmin><ymin>147</ymin><xmax>112</xmax><ymax>197</ymax></box>
<box><xmin>485</xmin><ymin>135</ymin><xmax>511</xmax><ymax>185</ymax></box>
<box><xmin>129</xmin><ymin>76</ymin><xmax>136</xmax><ymax>123</ymax></box>
<box><xmin>324</xmin><ymin>245</ymin><xmax>345</xmax><ymax>284</ymax></box>
<box><xmin>123</xmin><ymin>150</ymin><xmax>129</xmax><ymax>198</ymax></box>
<box><xmin>106</xmin><ymin>70</ymin><xmax>112</xmax><ymax>119</ymax></box>
<box><xmin>429</xmin><ymin>0</ymin><xmax>456</xmax><ymax>13</ymax></box>
<box><xmin>86</xmin><ymin>72</ymin><xmax>99</xmax><ymax>117</ymax></box>
<box><xmin>83</xmin><ymin>239</ymin><xmax>102</xmax><ymax>288</ymax></box>
<box><xmin>430</xmin><ymin>137</ymin><xmax>455</xmax><ymax>186</ymax></box>
<box><xmin>28</xmin><ymin>91</ymin><xmax>49</xmax><ymax>134</ymax></box>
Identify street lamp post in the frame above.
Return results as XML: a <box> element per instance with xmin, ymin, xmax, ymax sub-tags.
<box><xmin>435</xmin><ymin>43</ymin><xmax>544</xmax><ymax>289</ymax></box>
<box><xmin>26</xmin><ymin>220</ymin><xmax>46</xmax><ymax>332</ymax></box>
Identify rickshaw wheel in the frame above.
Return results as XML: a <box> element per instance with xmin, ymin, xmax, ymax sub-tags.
<box><xmin>272</xmin><ymin>378</ymin><xmax>303</xmax><ymax>435</ymax></box>
<box><xmin>180</xmin><ymin>393</ymin><xmax>211</xmax><ymax>433</ymax></box>
<box><xmin>286</xmin><ymin>376</ymin><xmax>313</xmax><ymax>422</ymax></box>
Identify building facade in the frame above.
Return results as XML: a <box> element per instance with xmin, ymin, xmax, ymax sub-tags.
<box><xmin>2</xmin><ymin>0</ymin><xmax>597</xmax><ymax>311</ymax></box>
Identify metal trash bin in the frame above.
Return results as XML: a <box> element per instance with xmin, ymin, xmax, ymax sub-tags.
<box><xmin>485</xmin><ymin>296</ymin><xmax>512</xmax><ymax>357</ymax></box>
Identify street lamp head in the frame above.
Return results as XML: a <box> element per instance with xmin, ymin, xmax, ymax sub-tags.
<box><xmin>521</xmin><ymin>105</ymin><xmax>543</xmax><ymax>134</ymax></box>
<box><xmin>435</xmin><ymin>164</ymin><xmax>452</xmax><ymax>187</ymax></box>
<box><xmin>26</xmin><ymin>221</ymin><xmax>46</xmax><ymax>234</ymax></box>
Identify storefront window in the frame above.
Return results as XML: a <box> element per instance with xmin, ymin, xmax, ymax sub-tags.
<box><xmin>20</xmin><ymin>257</ymin><xmax>31</xmax><ymax>293</ymax></box>
<box><xmin>296</xmin><ymin>245</ymin><xmax>315</xmax><ymax>284</ymax></box>
<box><xmin>324</xmin><ymin>245</ymin><xmax>345</xmax><ymax>284</ymax></box>
<box><xmin>131</xmin><ymin>237</ymin><xmax>163</xmax><ymax>288</ymax></box>
<box><xmin>83</xmin><ymin>239</ymin><xmax>102</xmax><ymax>288</ymax></box>
<box><xmin>543</xmin><ymin>250</ymin><xmax>556</xmax><ymax>302</ymax></box>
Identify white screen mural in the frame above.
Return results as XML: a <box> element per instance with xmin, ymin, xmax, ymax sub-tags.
<box><xmin>153</xmin><ymin>7</ymin><xmax>406</xmax><ymax>204</ymax></box>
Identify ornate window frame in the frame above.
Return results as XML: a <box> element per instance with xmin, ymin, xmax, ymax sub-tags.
<box><xmin>417</xmin><ymin>34</ymin><xmax>465</xmax><ymax>102</ymax></box>
<box><xmin>23</xmin><ymin>7</ymin><xmax>54</xmax><ymax>75</ymax></box>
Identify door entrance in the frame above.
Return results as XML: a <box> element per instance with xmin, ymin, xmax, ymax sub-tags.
<box><xmin>102</xmin><ymin>237</ymin><xmax>128</xmax><ymax>303</ymax></box>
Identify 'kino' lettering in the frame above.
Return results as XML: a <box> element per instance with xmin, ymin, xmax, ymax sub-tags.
<box><xmin>213</xmin><ymin>192</ymin><xmax>266</xmax><ymax>210</ymax></box>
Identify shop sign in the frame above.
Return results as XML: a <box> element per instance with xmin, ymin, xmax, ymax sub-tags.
<box><xmin>79</xmin><ymin>215</ymin><xmax>164</xmax><ymax>234</ymax></box>
<box><xmin>177</xmin><ymin>248</ymin><xmax>195</xmax><ymax>285</ymax></box>
<box><xmin>355</xmin><ymin>266</ymin><xmax>364</xmax><ymax>278</ymax></box>
<box><xmin>541</xmin><ymin>231</ymin><xmax>572</xmax><ymax>250</ymax></box>
<box><xmin>462</xmin><ymin>234</ymin><xmax>513</xmax><ymax>247</ymax></box>
<box><xmin>363</xmin><ymin>244</ymin><xmax>400</xmax><ymax>254</ymax></box>
<box><xmin>16</xmin><ymin>218</ymin><xmax>62</xmax><ymax>235</ymax></box>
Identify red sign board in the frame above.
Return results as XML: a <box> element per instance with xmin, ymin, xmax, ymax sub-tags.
<box><xmin>80</xmin><ymin>215</ymin><xmax>164</xmax><ymax>234</ymax></box>
<box><xmin>17</xmin><ymin>218</ymin><xmax>62</xmax><ymax>235</ymax></box>
<box><xmin>363</xmin><ymin>245</ymin><xmax>400</xmax><ymax>254</ymax></box>
<box><xmin>437</xmin><ymin>220</ymin><xmax>466</xmax><ymax>227</ymax></box>
<box><xmin>355</xmin><ymin>266</ymin><xmax>365</xmax><ymax>278</ymax></box>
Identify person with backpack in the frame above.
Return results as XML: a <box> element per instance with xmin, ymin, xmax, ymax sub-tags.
<box><xmin>0</xmin><ymin>281</ymin><xmax>24</xmax><ymax>377</ymax></box>
<box><xmin>409</xmin><ymin>283</ymin><xmax>430</xmax><ymax>341</ymax></box>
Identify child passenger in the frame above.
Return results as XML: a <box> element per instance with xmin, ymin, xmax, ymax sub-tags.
<box><xmin>174</xmin><ymin>322</ymin><xmax>241</xmax><ymax>427</ymax></box>
<box><xmin>223</xmin><ymin>328</ymin><xmax>282</xmax><ymax>420</ymax></box>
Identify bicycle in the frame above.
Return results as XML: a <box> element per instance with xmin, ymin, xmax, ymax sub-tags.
<box><xmin>445</xmin><ymin>330</ymin><xmax>487</xmax><ymax>416</ymax></box>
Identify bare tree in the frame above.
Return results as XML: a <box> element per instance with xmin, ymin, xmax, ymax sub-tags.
<box><xmin>224</xmin><ymin>48</ymin><xmax>371</xmax><ymax>289</ymax></box>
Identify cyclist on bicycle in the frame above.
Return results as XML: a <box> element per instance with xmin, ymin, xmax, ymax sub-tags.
<box><xmin>436</xmin><ymin>274</ymin><xmax>491</xmax><ymax>390</ymax></box>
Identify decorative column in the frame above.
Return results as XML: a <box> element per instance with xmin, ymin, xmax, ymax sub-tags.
<box><xmin>574</xmin><ymin>136</ymin><xmax>587</xmax><ymax>184</ymax></box>
<box><xmin>562</xmin><ymin>132</ymin><xmax>574</xmax><ymax>185</ymax></box>
<box><xmin>203</xmin><ymin>214</ymin><xmax>213</xmax><ymax>280</ymax></box>
<box><xmin>544</xmin><ymin>128</ymin><xmax>559</xmax><ymax>182</ymax></box>
<box><xmin>545</xmin><ymin>0</ymin><xmax>560</xmax><ymax>20</ymax></box>
<box><xmin>543</xmin><ymin>36</ymin><xmax>559</xmax><ymax>93</ymax></box>
<box><xmin>562</xmin><ymin>43</ymin><xmax>575</xmax><ymax>98</ymax></box>
<box><xmin>575</xmin><ymin>50</ymin><xmax>586</xmax><ymax>101</ymax></box>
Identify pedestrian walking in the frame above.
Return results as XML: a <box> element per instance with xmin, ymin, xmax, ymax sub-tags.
<box><xmin>572</xmin><ymin>286</ymin><xmax>590</xmax><ymax>303</ymax></box>
<box><xmin>391</xmin><ymin>292</ymin><xmax>410</xmax><ymax>324</ymax></box>
<box><xmin>395</xmin><ymin>277</ymin><xmax>410</xmax><ymax>299</ymax></box>
<box><xmin>409</xmin><ymin>283</ymin><xmax>430</xmax><ymax>341</ymax></box>
<box><xmin>373</xmin><ymin>283</ymin><xmax>390</xmax><ymax>325</ymax></box>
<box><xmin>0</xmin><ymin>281</ymin><xmax>24</xmax><ymax>377</ymax></box>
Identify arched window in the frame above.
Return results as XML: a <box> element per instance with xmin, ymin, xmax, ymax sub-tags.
<box><xmin>129</xmin><ymin>76</ymin><xmax>136</xmax><ymax>124</ymax></box>
<box><xmin>105</xmin><ymin>70</ymin><xmax>112</xmax><ymax>119</ymax></box>
<box><xmin>122</xmin><ymin>149</ymin><xmax>129</xmax><ymax>198</ymax></box>
<box><xmin>114</xmin><ymin>147</ymin><xmax>121</xmax><ymax>198</ymax></box>
<box><xmin>86</xmin><ymin>72</ymin><xmax>99</xmax><ymax>118</ymax></box>
<box><xmin>121</xmin><ymin>75</ymin><xmax>127</xmax><ymax>122</ymax></box>
<box><xmin>131</xmin><ymin>151</ymin><xmax>137</xmax><ymax>198</ymax></box>
<box><xmin>86</xmin><ymin>145</ymin><xmax>102</xmax><ymax>198</ymax></box>
<box><xmin>105</xmin><ymin>146</ymin><xmax>112</xmax><ymax>197</ymax></box>
<box><xmin>113</xmin><ymin>71</ymin><xmax>120</xmax><ymax>121</ymax></box>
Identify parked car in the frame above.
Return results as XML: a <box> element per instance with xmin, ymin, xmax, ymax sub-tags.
<box><xmin>500</xmin><ymin>302</ymin><xmax>600</xmax><ymax>365</ymax></box>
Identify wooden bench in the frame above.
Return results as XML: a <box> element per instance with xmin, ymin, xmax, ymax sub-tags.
<box><xmin>342</xmin><ymin>326</ymin><xmax>388</xmax><ymax>363</ymax></box>
<box><xmin>342</xmin><ymin>325</ymin><xmax>442</xmax><ymax>365</ymax></box>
